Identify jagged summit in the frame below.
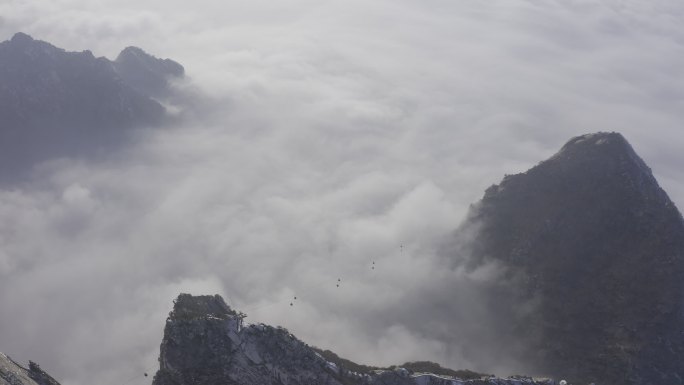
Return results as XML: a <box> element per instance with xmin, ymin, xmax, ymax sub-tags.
<box><xmin>464</xmin><ymin>132</ymin><xmax>684</xmax><ymax>385</ymax></box>
<box><xmin>169</xmin><ymin>294</ymin><xmax>239</xmax><ymax>321</ymax></box>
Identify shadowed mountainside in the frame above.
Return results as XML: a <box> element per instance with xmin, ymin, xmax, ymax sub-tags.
<box><xmin>460</xmin><ymin>132</ymin><xmax>684</xmax><ymax>385</ymax></box>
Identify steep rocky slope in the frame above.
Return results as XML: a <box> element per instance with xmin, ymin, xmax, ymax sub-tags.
<box><xmin>151</xmin><ymin>294</ymin><xmax>556</xmax><ymax>385</ymax></box>
<box><xmin>461</xmin><ymin>132</ymin><xmax>684</xmax><ymax>385</ymax></box>
<box><xmin>0</xmin><ymin>354</ymin><xmax>60</xmax><ymax>385</ymax></box>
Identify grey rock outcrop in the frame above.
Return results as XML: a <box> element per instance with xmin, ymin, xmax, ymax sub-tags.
<box><xmin>153</xmin><ymin>294</ymin><xmax>344</xmax><ymax>385</ymax></box>
<box><xmin>460</xmin><ymin>132</ymin><xmax>684</xmax><ymax>385</ymax></box>
<box><xmin>0</xmin><ymin>354</ymin><xmax>60</xmax><ymax>385</ymax></box>
<box><xmin>152</xmin><ymin>294</ymin><xmax>556</xmax><ymax>385</ymax></box>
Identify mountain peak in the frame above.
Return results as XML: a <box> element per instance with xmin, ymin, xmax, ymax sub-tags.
<box><xmin>5</xmin><ymin>32</ymin><xmax>63</xmax><ymax>58</ymax></box>
<box><xmin>10</xmin><ymin>32</ymin><xmax>34</xmax><ymax>45</ymax></box>
<box><xmin>118</xmin><ymin>45</ymin><xmax>147</xmax><ymax>57</ymax></box>
<box><xmin>558</xmin><ymin>131</ymin><xmax>629</xmax><ymax>157</ymax></box>
<box><xmin>466</xmin><ymin>132</ymin><xmax>684</xmax><ymax>384</ymax></box>
<box><xmin>562</xmin><ymin>131</ymin><xmax>626</xmax><ymax>147</ymax></box>
<box><xmin>548</xmin><ymin>132</ymin><xmax>650</xmax><ymax>173</ymax></box>
<box><xmin>114</xmin><ymin>46</ymin><xmax>184</xmax><ymax>97</ymax></box>
<box><xmin>168</xmin><ymin>294</ymin><xmax>239</xmax><ymax>321</ymax></box>
<box><xmin>485</xmin><ymin>132</ymin><xmax>667</xmax><ymax>211</ymax></box>
<box><xmin>116</xmin><ymin>46</ymin><xmax>173</xmax><ymax>69</ymax></box>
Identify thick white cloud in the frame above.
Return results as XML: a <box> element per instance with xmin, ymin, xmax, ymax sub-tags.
<box><xmin>1</xmin><ymin>1</ymin><xmax>684</xmax><ymax>384</ymax></box>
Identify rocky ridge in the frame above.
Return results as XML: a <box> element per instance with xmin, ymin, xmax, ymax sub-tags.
<box><xmin>0</xmin><ymin>354</ymin><xmax>60</xmax><ymax>385</ymax></box>
<box><xmin>151</xmin><ymin>294</ymin><xmax>556</xmax><ymax>385</ymax></box>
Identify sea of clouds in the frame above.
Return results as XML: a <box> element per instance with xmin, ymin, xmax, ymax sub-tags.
<box><xmin>1</xmin><ymin>1</ymin><xmax>684</xmax><ymax>384</ymax></box>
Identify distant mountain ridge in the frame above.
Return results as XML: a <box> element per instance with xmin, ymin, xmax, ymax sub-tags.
<box><xmin>461</xmin><ymin>132</ymin><xmax>684</xmax><ymax>385</ymax></box>
<box><xmin>0</xmin><ymin>32</ymin><xmax>184</xmax><ymax>182</ymax></box>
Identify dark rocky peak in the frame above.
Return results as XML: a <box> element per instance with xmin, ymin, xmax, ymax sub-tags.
<box><xmin>8</xmin><ymin>32</ymin><xmax>55</xmax><ymax>52</ymax></box>
<box><xmin>169</xmin><ymin>293</ymin><xmax>239</xmax><ymax>321</ymax></box>
<box><xmin>463</xmin><ymin>132</ymin><xmax>684</xmax><ymax>385</ymax></box>
<box><xmin>484</xmin><ymin>132</ymin><xmax>671</xmax><ymax>209</ymax></box>
<box><xmin>554</xmin><ymin>132</ymin><xmax>638</xmax><ymax>160</ymax></box>
<box><xmin>476</xmin><ymin>131</ymin><xmax>682</xmax><ymax>270</ymax></box>
<box><xmin>547</xmin><ymin>132</ymin><xmax>658</xmax><ymax>194</ymax></box>
<box><xmin>3</xmin><ymin>32</ymin><xmax>94</xmax><ymax>64</ymax></box>
<box><xmin>10</xmin><ymin>32</ymin><xmax>33</xmax><ymax>45</ymax></box>
<box><xmin>153</xmin><ymin>294</ymin><xmax>555</xmax><ymax>385</ymax></box>
<box><xmin>114</xmin><ymin>46</ymin><xmax>184</xmax><ymax>98</ymax></box>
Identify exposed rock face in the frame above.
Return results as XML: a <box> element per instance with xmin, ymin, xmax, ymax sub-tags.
<box><xmin>0</xmin><ymin>32</ymin><xmax>183</xmax><ymax>181</ymax></box>
<box><xmin>0</xmin><ymin>354</ymin><xmax>61</xmax><ymax>385</ymax></box>
<box><xmin>462</xmin><ymin>132</ymin><xmax>684</xmax><ymax>385</ymax></box>
<box><xmin>153</xmin><ymin>294</ymin><xmax>344</xmax><ymax>385</ymax></box>
<box><xmin>152</xmin><ymin>294</ymin><xmax>556</xmax><ymax>385</ymax></box>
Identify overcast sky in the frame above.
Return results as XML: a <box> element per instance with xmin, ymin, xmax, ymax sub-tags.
<box><xmin>2</xmin><ymin>1</ymin><xmax>684</xmax><ymax>385</ymax></box>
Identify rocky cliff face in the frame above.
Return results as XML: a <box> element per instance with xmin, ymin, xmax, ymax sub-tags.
<box><xmin>0</xmin><ymin>354</ymin><xmax>60</xmax><ymax>385</ymax></box>
<box><xmin>0</xmin><ymin>32</ymin><xmax>184</xmax><ymax>181</ymax></box>
<box><xmin>152</xmin><ymin>294</ymin><xmax>556</xmax><ymax>385</ymax></box>
<box><xmin>461</xmin><ymin>132</ymin><xmax>684</xmax><ymax>385</ymax></box>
